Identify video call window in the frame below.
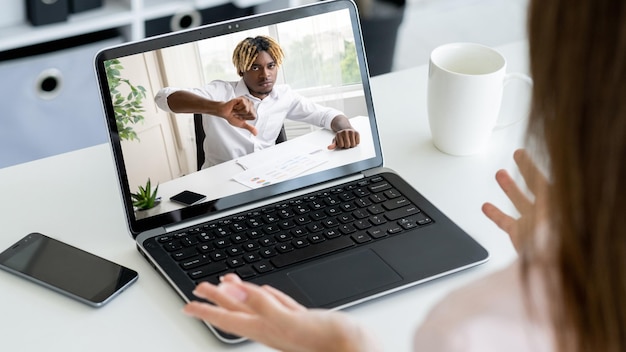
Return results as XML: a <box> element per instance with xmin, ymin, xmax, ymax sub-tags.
<box><xmin>105</xmin><ymin>8</ymin><xmax>373</xmax><ymax>219</ymax></box>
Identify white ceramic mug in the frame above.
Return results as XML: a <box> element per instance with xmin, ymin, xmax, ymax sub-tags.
<box><xmin>427</xmin><ymin>43</ymin><xmax>532</xmax><ymax>156</ymax></box>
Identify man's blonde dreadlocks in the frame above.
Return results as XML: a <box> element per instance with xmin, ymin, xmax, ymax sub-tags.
<box><xmin>232</xmin><ymin>36</ymin><xmax>284</xmax><ymax>76</ymax></box>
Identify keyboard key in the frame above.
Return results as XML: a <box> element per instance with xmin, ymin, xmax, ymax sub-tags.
<box><xmin>367</xmin><ymin>228</ymin><xmax>387</xmax><ymax>239</ymax></box>
<box><xmin>247</xmin><ymin>218</ymin><xmax>262</xmax><ymax>227</ymax></box>
<box><xmin>387</xmin><ymin>225</ymin><xmax>403</xmax><ymax>235</ymax></box>
<box><xmin>369</xmin><ymin>193</ymin><xmax>386</xmax><ymax>203</ymax></box>
<box><xmin>339</xmin><ymin>192</ymin><xmax>356</xmax><ymax>201</ymax></box>
<box><xmin>353</xmin><ymin>188</ymin><xmax>370</xmax><ymax>197</ymax></box>
<box><xmin>171</xmin><ymin>248</ymin><xmax>198</xmax><ymax>261</ymax></box>
<box><xmin>325</xmin><ymin>207</ymin><xmax>342</xmax><ymax>216</ymax></box>
<box><xmin>157</xmin><ymin>235</ymin><xmax>173</xmax><ymax>243</ymax></box>
<box><xmin>243</xmin><ymin>241</ymin><xmax>260</xmax><ymax>251</ymax></box>
<box><xmin>214</xmin><ymin>227</ymin><xmax>231</xmax><ymax>237</ymax></box>
<box><xmin>367</xmin><ymin>204</ymin><xmax>385</xmax><ymax>215</ymax></box>
<box><xmin>197</xmin><ymin>243</ymin><xmax>214</xmax><ymax>253</ymax></box>
<box><xmin>248</xmin><ymin>229</ymin><xmax>263</xmax><ymax>238</ymax></box>
<box><xmin>352</xmin><ymin>209</ymin><xmax>369</xmax><ymax>219</ymax></box>
<box><xmin>339</xmin><ymin>224</ymin><xmax>357</xmax><ymax>234</ymax></box>
<box><xmin>214</xmin><ymin>238</ymin><xmax>232</xmax><ymax>248</ymax></box>
<box><xmin>369</xmin><ymin>215</ymin><xmax>387</xmax><ymax>226</ymax></box>
<box><xmin>232</xmin><ymin>234</ymin><xmax>248</xmax><ymax>243</ymax></box>
<box><xmin>308</xmin><ymin>233</ymin><xmax>325</xmax><ymax>243</ymax></box>
<box><xmin>415</xmin><ymin>213</ymin><xmax>433</xmax><ymax>225</ymax></box>
<box><xmin>227</xmin><ymin>257</ymin><xmax>245</xmax><ymax>268</ymax></box>
<box><xmin>210</xmin><ymin>250</ymin><xmax>227</xmax><ymax>261</ymax></box>
<box><xmin>198</xmin><ymin>232</ymin><xmax>215</xmax><ymax>241</ymax></box>
<box><xmin>355</xmin><ymin>198</ymin><xmax>372</xmax><ymax>207</ymax></box>
<box><xmin>188</xmin><ymin>262</ymin><xmax>228</xmax><ymax>280</ymax></box>
<box><xmin>307</xmin><ymin>222</ymin><xmax>323</xmax><ymax>232</ymax></box>
<box><xmin>163</xmin><ymin>242</ymin><xmax>183</xmax><ymax>252</ymax></box>
<box><xmin>271</xmin><ymin>236</ymin><xmax>354</xmax><ymax>268</ymax></box>
<box><xmin>353</xmin><ymin>219</ymin><xmax>371</xmax><ymax>230</ymax></box>
<box><xmin>324</xmin><ymin>196</ymin><xmax>340</xmax><ymax>206</ymax></box>
<box><xmin>368</xmin><ymin>181</ymin><xmax>391</xmax><ymax>193</ymax></box>
<box><xmin>384</xmin><ymin>205</ymin><xmax>420</xmax><ymax>221</ymax></box>
<box><xmin>322</xmin><ymin>218</ymin><xmax>339</xmax><ymax>227</ymax></box>
<box><xmin>279</xmin><ymin>220</ymin><xmax>296</xmax><ymax>229</ymax></box>
<box><xmin>370</xmin><ymin>176</ymin><xmax>384</xmax><ymax>183</ymax></box>
<box><xmin>384</xmin><ymin>188</ymin><xmax>401</xmax><ymax>199</ymax></box>
<box><xmin>382</xmin><ymin>197</ymin><xmax>410</xmax><ymax>210</ymax></box>
<box><xmin>310</xmin><ymin>211</ymin><xmax>327</xmax><ymax>221</ymax></box>
<box><xmin>260</xmin><ymin>248</ymin><xmax>278</xmax><ymax>258</ymax></box>
<box><xmin>236</xmin><ymin>266</ymin><xmax>257</xmax><ymax>279</ymax></box>
<box><xmin>324</xmin><ymin>229</ymin><xmax>341</xmax><ymax>239</ymax></box>
<box><xmin>263</xmin><ymin>213</ymin><xmax>279</xmax><ymax>223</ymax></box>
<box><xmin>295</xmin><ymin>216</ymin><xmax>311</xmax><ymax>225</ymax></box>
<box><xmin>276</xmin><ymin>233</ymin><xmax>293</xmax><ymax>242</ymax></box>
<box><xmin>276</xmin><ymin>243</ymin><xmax>294</xmax><ymax>253</ymax></box>
<box><xmin>292</xmin><ymin>238</ymin><xmax>310</xmax><ymax>248</ymax></box>
<box><xmin>254</xmin><ymin>261</ymin><xmax>274</xmax><ymax>273</ymax></box>
<box><xmin>244</xmin><ymin>252</ymin><xmax>262</xmax><ymax>263</ymax></box>
<box><xmin>294</xmin><ymin>204</ymin><xmax>310</xmax><ymax>214</ymax></box>
<box><xmin>291</xmin><ymin>227</ymin><xmax>308</xmax><ymax>237</ymax></box>
<box><xmin>311</xmin><ymin>201</ymin><xmax>325</xmax><ymax>210</ymax></box>
<box><xmin>264</xmin><ymin>224</ymin><xmax>280</xmax><ymax>234</ymax></box>
<box><xmin>180</xmin><ymin>255</ymin><xmax>211</xmax><ymax>270</ymax></box>
<box><xmin>231</xmin><ymin>222</ymin><xmax>247</xmax><ymax>232</ymax></box>
<box><xmin>260</xmin><ymin>237</ymin><xmax>276</xmax><ymax>246</ymax></box>
<box><xmin>227</xmin><ymin>246</ymin><xmax>243</xmax><ymax>256</ymax></box>
<box><xmin>398</xmin><ymin>218</ymin><xmax>418</xmax><ymax>230</ymax></box>
<box><xmin>338</xmin><ymin>213</ymin><xmax>355</xmax><ymax>223</ymax></box>
<box><xmin>352</xmin><ymin>233</ymin><xmax>372</xmax><ymax>244</ymax></box>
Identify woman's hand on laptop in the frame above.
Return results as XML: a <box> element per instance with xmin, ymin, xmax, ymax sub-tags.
<box><xmin>481</xmin><ymin>149</ymin><xmax>550</xmax><ymax>253</ymax></box>
<box><xmin>183</xmin><ymin>274</ymin><xmax>381</xmax><ymax>352</ymax></box>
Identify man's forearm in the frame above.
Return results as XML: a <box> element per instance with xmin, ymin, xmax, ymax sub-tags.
<box><xmin>167</xmin><ymin>91</ymin><xmax>221</xmax><ymax>115</ymax></box>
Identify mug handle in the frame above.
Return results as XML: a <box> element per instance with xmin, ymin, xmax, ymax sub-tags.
<box><xmin>495</xmin><ymin>72</ymin><xmax>533</xmax><ymax>129</ymax></box>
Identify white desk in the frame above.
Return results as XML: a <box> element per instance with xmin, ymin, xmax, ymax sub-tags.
<box><xmin>0</xmin><ymin>40</ymin><xmax>528</xmax><ymax>351</ymax></box>
<box><xmin>142</xmin><ymin>115</ymin><xmax>375</xmax><ymax>218</ymax></box>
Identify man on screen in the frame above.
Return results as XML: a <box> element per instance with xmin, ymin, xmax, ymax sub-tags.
<box><xmin>155</xmin><ymin>35</ymin><xmax>360</xmax><ymax>169</ymax></box>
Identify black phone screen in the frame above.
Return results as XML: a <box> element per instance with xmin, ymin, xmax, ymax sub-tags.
<box><xmin>0</xmin><ymin>233</ymin><xmax>138</xmax><ymax>306</ymax></box>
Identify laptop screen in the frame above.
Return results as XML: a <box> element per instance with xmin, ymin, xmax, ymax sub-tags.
<box><xmin>95</xmin><ymin>0</ymin><xmax>382</xmax><ymax>235</ymax></box>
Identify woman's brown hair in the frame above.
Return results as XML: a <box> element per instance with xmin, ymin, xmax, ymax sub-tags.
<box><xmin>526</xmin><ymin>0</ymin><xmax>626</xmax><ymax>351</ymax></box>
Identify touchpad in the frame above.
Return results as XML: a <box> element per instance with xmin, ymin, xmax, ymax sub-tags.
<box><xmin>287</xmin><ymin>249</ymin><xmax>402</xmax><ymax>307</ymax></box>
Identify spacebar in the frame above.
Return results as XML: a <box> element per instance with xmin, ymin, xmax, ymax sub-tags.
<box><xmin>271</xmin><ymin>236</ymin><xmax>355</xmax><ymax>268</ymax></box>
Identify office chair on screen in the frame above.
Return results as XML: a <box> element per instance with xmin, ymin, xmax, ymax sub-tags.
<box><xmin>193</xmin><ymin>113</ymin><xmax>287</xmax><ymax>171</ymax></box>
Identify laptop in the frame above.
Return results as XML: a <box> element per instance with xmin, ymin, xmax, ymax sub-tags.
<box><xmin>95</xmin><ymin>0</ymin><xmax>488</xmax><ymax>343</ymax></box>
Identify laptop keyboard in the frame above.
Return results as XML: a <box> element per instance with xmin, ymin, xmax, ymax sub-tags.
<box><xmin>154</xmin><ymin>175</ymin><xmax>433</xmax><ymax>285</ymax></box>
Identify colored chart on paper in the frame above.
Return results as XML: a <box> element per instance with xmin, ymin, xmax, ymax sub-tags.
<box><xmin>233</xmin><ymin>150</ymin><xmax>327</xmax><ymax>189</ymax></box>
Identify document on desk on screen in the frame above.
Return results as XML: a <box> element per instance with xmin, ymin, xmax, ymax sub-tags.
<box><xmin>233</xmin><ymin>143</ymin><xmax>327</xmax><ymax>188</ymax></box>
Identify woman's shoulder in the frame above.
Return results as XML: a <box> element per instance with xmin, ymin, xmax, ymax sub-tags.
<box><xmin>413</xmin><ymin>261</ymin><xmax>553</xmax><ymax>351</ymax></box>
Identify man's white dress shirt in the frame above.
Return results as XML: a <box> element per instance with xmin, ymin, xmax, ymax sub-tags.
<box><xmin>155</xmin><ymin>79</ymin><xmax>342</xmax><ymax>168</ymax></box>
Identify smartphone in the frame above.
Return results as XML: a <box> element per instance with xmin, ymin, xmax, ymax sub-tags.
<box><xmin>170</xmin><ymin>190</ymin><xmax>206</xmax><ymax>206</ymax></box>
<box><xmin>0</xmin><ymin>232</ymin><xmax>138</xmax><ymax>307</ymax></box>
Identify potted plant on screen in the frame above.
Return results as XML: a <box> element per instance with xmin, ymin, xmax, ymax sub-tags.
<box><xmin>131</xmin><ymin>178</ymin><xmax>160</xmax><ymax>210</ymax></box>
<box><xmin>105</xmin><ymin>59</ymin><xmax>147</xmax><ymax>141</ymax></box>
